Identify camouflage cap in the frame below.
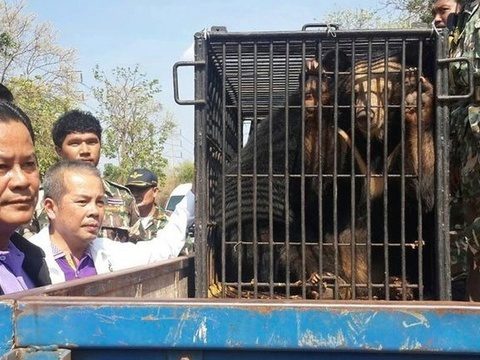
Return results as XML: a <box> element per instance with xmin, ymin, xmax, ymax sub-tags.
<box><xmin>126</xmin><ymin>168</ymin><xmax>158</xmax><ymax>187</ymax></box>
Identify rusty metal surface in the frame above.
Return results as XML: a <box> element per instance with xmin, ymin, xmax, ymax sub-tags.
<box><xmin>5</xmin><ymin>348</ymin><xmax>71</xmax><ymax>360</ymax></box>
<box><xmin>13</xmin><ymin>299</ymin><xmax>480</xmax><ymax>354</ymax></box>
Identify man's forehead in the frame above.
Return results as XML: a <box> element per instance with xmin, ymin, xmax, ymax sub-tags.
<box><xmin>63</xmin><ymin>170</ymin><xmax>103</xmax><ymax>191</ymax></box>
<box><xmin>64</xmin><ymin>132</ymin><xmax>99</xmax><ymax>140</ymax></box>
<box><xmin>434</xmin><ymin>0</ymin><xmax>456</xmax><ymax>7</ymax></box>
<box><xmin>0</xmin><ymin>147</ymin><xmax>35</xmax><ymax>158</ymax></box>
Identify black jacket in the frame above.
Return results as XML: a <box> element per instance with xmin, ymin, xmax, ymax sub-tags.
<box><xmin>0</xmin><ymin>232</ymin><xmax>52</xmax><ymax>295</ymax></box>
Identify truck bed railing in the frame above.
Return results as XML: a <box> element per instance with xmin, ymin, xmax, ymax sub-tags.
<box><xmin>2</xmin><ymin>297</ymin><xmax>480</xmax><ymax>358</ymax></box>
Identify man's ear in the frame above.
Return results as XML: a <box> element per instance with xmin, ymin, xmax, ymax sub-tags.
<box><xmin>54</xmin><ymin>146</ymin><xmax>63</xmax><ymax>158</ymax></box>
<box><xmin>44</xmin><ymin>197</ymin><xmax>57</xmax><ymax>220</ymax></box>
<box><xmin>152</xmin><ymin>187</ymin><xmax>160</xmax><ymax>204</ymax></box>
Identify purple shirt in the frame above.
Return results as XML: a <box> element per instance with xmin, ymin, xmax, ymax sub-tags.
<box><xmin>51</xmin><ymin>244</ymin><xmax>97</xmax><ymax>281</ymax></box>
<box><xmin>0</xmin><ymin>241</ymin><xmax>35</xmax><ymax>294</ymax></box>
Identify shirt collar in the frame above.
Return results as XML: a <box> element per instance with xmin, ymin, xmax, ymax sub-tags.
<box><xmin>50</xmin><ymin>242</ymin><xmax>93</xmax><ymax>261</ymax></box>
<box><xmin>0</xmin><ymin>241</ymin><xmax>25</xmax><ymax>263</ymax></box>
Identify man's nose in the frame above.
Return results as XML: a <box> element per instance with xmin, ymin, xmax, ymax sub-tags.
<box><xmin>87</xmin><ymin>201</ymin><xmax>101</xmax><ymax>217</ymax></box>
<box><xmin>434</xmin><ymin>14</ymin><xmax>444</xmax><ymax>27</ymax></box>
<box><xmin>79</xmin><ymin>142</ymin><xmax>90</xmax><ymax>154</ymax></box>
<box><xmin>9</xmin><ymin>165</ymin><xmax>29</xmax><ymax>189</ymax></box>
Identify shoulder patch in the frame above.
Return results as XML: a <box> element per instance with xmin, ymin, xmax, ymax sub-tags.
<box><xmin>106</xmin><ymin>197</ymin><xmax>125</xmax><ymax>206</ymax></box>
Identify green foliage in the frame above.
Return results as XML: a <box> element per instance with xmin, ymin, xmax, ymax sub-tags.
<box><xmin>102</xmin><ymin>163</ymin><xmax>122</xmax><ymax>182</ymax></box>
<box><xmin>174</xmin><ymin>161</ymin><xmax>195</xmax><ymax>184</ymax></box>
<box><xmin>0</xmin><ymin>32</ymin><xmax>15</xmax><ymax>56</ymax></box>
<box><xmin>0</xmin><ymin>0</ymin><xmax>78</xmax><ymax>98</ymax></box>
<box><xmin>0</xmin><ymin>0</ymin><xmax>81</xmax><ymax>177</ymax></box>
<box><xmin>92</xmin><ymin>64</ymin><xmax>176</xmax><ymax>184</ymax></box>
<box><xmin>324</xmin><ymin>9</ymin><xmax>383</xmax><ymax>30</ymax></box>
<box><xmin>7</xmin><ymin>77</ymin><xmax>77</xmax><ymax>175</ymax></box>
<box><xmin>323</xmin><ymin>0</ymin><xmax>434</xmax><ymax>29</ymax></box>
<box><xmin>381</xmin><ymin>0</ymin><xmax>434</xmax><ymax>24</ymax></box>
<box><xmin>157</xmin><ymin>161</ymin><xmax>195</xmax><ymax>206</ymax></box>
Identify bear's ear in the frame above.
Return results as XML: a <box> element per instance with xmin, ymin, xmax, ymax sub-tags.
<box><xmin>404</xmin><ymin>42</ymin><xmax>420</xmax><ymax>69</ymax></box>
<box><xmin>403</xmin><ymin>42</ymin><xmax>435</xmax><ymax>82</ymax></box>
<box><xmin>322</xmin><ymin>49</ymin><xmax>351</xmax><ymax>73</ymax></box>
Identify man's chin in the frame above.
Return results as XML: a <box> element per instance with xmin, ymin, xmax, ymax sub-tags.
<box><xmin>5</xmin><ymin>209</ymin><xmax>34</xmax><ymax>227</ymax></box>
<box><xmin>80</xmin><ymin>231</ymin><xmax>98</xmax><ymax>243</ymax></box>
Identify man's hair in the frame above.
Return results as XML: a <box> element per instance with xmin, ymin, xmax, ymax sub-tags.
<box><xmin>51</xmin><ymin>109</ymin><xmax>102</xmax><ymax>148</ymax></box>
<box><xmin>0</xmin><ymin>84</ymin><xmax>14</xmax><ymax>102</ymax></box>
<box><xmin>0</xmin><ymin>101</ymin><xmax>35</xmax><ymax>142</ymax></box>
<box><xmin>43</xmin><ymin>160</ymin><xmax>101</xmax><ymax>202</ymax></box>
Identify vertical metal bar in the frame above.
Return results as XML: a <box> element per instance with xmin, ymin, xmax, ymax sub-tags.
<box><xmin>221</xmin><ymin>42</ymin><xmax>227</xmax><ymax>298</ymax></box>
<box><xmin>366</xmin><ymin>40</ymin><xmax>373</xmax><ymax>299</ymax></box>
<box><xmin>441</xmin><ymin>35</ymin><xmax>452</xmax><ymax>301</ymax></box>
<box><xmin>383</xmin><ymin>39</ymin><xmax>390</xmax><ymax>300</ymax></box>
<box><xmin>333</xmin><ymin>41</ymin><xmax>340</xmax><ymax>299</ymax></box>
<box><xmin>435</xmin><ymin>31</ymin><xmax>451</xmax><ymax>300</ymax></box>
<box><xmin>252</xmin><ymin>41</ymin><xmax>259</xmax><ymax>298</ymax></box>
<box><xmin>285</xmin><ymin>41</ymin><xmax>291</xmax><ymax>298</ymax></box>
<box><xmin>317</xmin><ymin>40</ymin><xmax>325</xmax><ymax>299</ymax></box>
<box><xmin>268</xmin><ymin>42</ymin><xmax>274</xmax><ymax>298</ymax></box>
<box><xmin>400</xmin><ymin>40</ymin><xmax>407</xmax><ymax>299</ymax></box>
<box><xmin>417</xmin><ymin>39</ymin><xmax>425</xmax><ymax>300</ymax></box>
<box><xmin>236</xmin><ymin>43</ymin><xmax>243</xmax><ymax>297</ymax></box>
<box><xmin>301</xmin><ymin>40</ymin><xmax>307</xmax><ymax>299</ymax></box>
<box><xmin>350</xmin><ymin>40</ymin><xmax>357</xmax><ymax>299</ymax></box>
<box><xmin>193</xmin><ymin>32</ymin><xmax>208</xmax><ymax>298</ymax></box>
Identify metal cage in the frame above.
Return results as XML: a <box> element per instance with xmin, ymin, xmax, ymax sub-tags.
<box><xmin>176</xmin><ymin>26</ymin><xmax>451</xmax><ymax>301</ymax></box>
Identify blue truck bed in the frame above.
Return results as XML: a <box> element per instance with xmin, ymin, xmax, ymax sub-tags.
<box><xmin>1</xmin><ymin>257</ymin><xmax>480</xmax><ymax>359</ymax></box>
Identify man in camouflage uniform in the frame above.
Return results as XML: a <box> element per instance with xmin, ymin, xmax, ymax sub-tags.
<box><xmin>433</xmin><ymin>0</ymin><xmax>461</xmax><ymax>27</ymax></box>
<box><xmin>125</xmin><ymin>168</ymin><xmax>168</xmax><ymax>240</ymax></box>
<box><xmin>49</xmin><ymin>110</ymin><xmax>143</xmax><ymax>243</ymax></box>
<box><xmin>448</xmin><ymin>0</ymin><xmax>480</xmax><ymax>300</ymax></box>
<box><xmin>100</xmin><ymin>178</ymin><xmax>143</xmax><ymax>243</ymax></box>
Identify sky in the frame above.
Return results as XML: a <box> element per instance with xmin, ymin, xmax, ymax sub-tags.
<box><xmin>24</xmin><ymin>0</ymin><xmax>381</xmax><ymax>165</ymax></box>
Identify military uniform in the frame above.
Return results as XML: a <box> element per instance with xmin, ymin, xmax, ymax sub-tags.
<box><xmin>125</xmin><ymin>168</ymin><xmax>171</xmax><ymax>242</ymax></box>
<box><xmin>140</xmin><ymin>205</ymin><xmax>168</xmax><ymax>240</ymax></box>
<box><xmin>100</xmin><ymin>179</ymin><xmax>144</xmax><ymax>243</ymax></box>
<box><xmin>449</xmin><ymin>0</ymin><xmax>480</xmax><ymax>300</ymax></box>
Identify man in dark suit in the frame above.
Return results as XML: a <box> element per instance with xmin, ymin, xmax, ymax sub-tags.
<box><xmin>0</xmin><ymin>100</ymin><xmax>51</xmax><ymax>295</ymax></box>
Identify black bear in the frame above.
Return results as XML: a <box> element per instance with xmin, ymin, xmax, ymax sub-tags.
<box><xmin>330</xmin><ymin>48</ymin><xmax>436</xmax><ymax>300</ymax></box>
<box><xmin>215</xmin><ymin>44</ymin><xmax>436</xmax><ymax>301</ymax></box>
<box><xmin>215</xmin><ymin>49</ymin><xmax>350</xmax><ymax>297</ymax></box>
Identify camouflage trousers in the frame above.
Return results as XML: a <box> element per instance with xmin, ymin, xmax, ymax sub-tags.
<box><xmin>451</xmin><ymin>106</ymin><xmax>480</xmax><ymax>301</ymax></box>
<box><xmin>450</xmin><ymin>196</ymin><xmax>467</xmax><ymax>300</ymax></box>
<box><xmin>462</xmin><ymin>199</ymin><xmax>480</xmax><ymax>301</ymax></box>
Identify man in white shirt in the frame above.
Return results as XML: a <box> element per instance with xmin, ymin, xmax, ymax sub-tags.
<box><xmin>29</xmin><ymin>160</ymin><xmax>194</xmax><ymax>284</ymax></box>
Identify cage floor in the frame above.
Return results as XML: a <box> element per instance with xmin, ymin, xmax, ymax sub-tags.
<box><xmin>209</xmin><ymin>273</ymin><xmax>415</xmax><ymax>300</ymax></box>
